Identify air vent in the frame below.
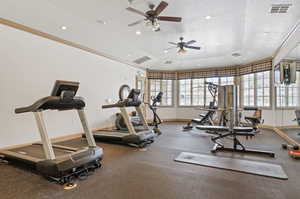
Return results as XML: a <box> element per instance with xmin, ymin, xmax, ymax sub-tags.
<box><xmin>270</xmin><ymin>4</ymin><xmax>292</xmax><ymax>14</ymax></box>
<box><xmin>133</xmin><ymin>56</ymin><xmax>151</xmax><ymax>64</ymax></box>
<box><xmin>232</xmin><ymin>53</ymin><xmax>241</xmax><ymax>57</ymax></box>
<box><xmin>164</xmin><ymin>60</ymin><xmax>173</xmax><ymax>64</ymax></box>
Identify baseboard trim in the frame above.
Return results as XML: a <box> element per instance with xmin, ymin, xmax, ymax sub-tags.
<box><xmin>272</xmin><ymin>127</ymin><xmax>300</xmax><ymax>146</ymax></box>
<box><xmin>277</xmin><ymin>125</ymin><xmax>300</xmax><ymax>129</ymax></box>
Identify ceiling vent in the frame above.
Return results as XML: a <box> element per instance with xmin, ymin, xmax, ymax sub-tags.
<box><xmin>270</xmin><ymin>4</ymin><xmax>292</xmax><ymax>13</ymax></box>
<box><xmin>164</xmin><ymin>60</ymin><xmax>173</xmax><ymax>64</ymax></box>
<box><xmin>133</xmin><ymin>56</ymin><xmax>151</xmax><ymax>64</ymax></box>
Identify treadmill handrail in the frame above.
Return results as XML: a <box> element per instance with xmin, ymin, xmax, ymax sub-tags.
<box><xmin>15</xmin><ymin>96</ymin><xmax>86</xmax><ymax>114</ymax></box>
<box><xmin>15</xmin><ymin>96</ymin><xmax>59</xmax><ymax>114</ymax></box>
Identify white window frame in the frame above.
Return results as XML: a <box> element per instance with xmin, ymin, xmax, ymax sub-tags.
<box><xmin>241</xmin><ymin>71</ymin><xmax>272</xmax><ymax>109</ymax></box>
<box><xmin>149</xmin><ymin>79</ymin><xmax>174</xmax><ymax>107</ymax></box>
<box><xmin>178</xmin><ymin>76</ymin><xmax>234</xmax><ymax>107</ymax></box>
<box><xmin>275</xmin><ymin>71</ymin><xmax>300</xmax><ymax>109</ymax></box>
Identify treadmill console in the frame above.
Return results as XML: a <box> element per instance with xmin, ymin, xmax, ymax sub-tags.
<box><xmin>51</xmin><ymin>80</ymin><xmax>79</xmax><ymax>98</ymax></box>
<box><xmin>127</xmin><ymin>89</ymin><xmax>141</xmax><ymax>102</ymax></box>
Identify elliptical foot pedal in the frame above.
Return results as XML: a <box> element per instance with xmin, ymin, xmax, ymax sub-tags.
<box><xmin>64</xmin><ymin>182</ymin><xmax>77</xmax><ymax>190</ymax></box>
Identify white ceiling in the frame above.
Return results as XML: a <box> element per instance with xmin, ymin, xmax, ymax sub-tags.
<box><xmin>0</xmin><ymin>0</ymin><xmax>299</xmax><ymax>70</ymax></box>
<box><xmin>286</xmin><ymin>43</ymin><xmax>300</xmax><ymax>59</ymax></box>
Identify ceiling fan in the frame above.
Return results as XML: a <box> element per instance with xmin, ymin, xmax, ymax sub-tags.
<box><xmin>168</xmin><ymin>37</ymin><xmax>201</xmax><ymax>54</ymax></box>
<box><xmin>126</xmin><ymin>1</ymin><xmax>182</xmax><ymax>31</ymax></box>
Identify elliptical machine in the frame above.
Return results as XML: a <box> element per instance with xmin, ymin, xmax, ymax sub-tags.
<box><xmin>146</xmin><ymin>91</ymin><xmax>163</xmax><ymax>135</ymax></box>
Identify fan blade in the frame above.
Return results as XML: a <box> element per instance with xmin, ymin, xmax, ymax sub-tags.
<box><xmin>154</xmin><ymin>1</ymin><xmax>168</xmax><ymax>15</ymax></box>
<box><xmin>168</xmin><ymin>42</ymin><xmax>178</xmax><ymax>45</ymax></box>
<box><xmin>158</xmin><ymin>16</ymin><xmax>182</xmax><ymax>22</ymax></box>
<box><xmin>126</xmin><ymin>7</ymin><xmax>147</xmax><ymax>17</ymax></box>
<box><xmin>128</xmin><ymin>19</ymin><xmax>144</xmax><ymax>27</ymax></box>
<box><xmin>185</xmin><ymin>46</ymin><xmax>201</xmax><ymax>50</ymax></box>
<box><xmin>185</xmin><ymin>40</ymin><xmax>196</xmax><ymax>45</ymax></box>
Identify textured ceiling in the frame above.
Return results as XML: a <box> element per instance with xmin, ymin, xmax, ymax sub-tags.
<box><xmin>0</xmin><ymin>0</ymin><xmax>299</xmax><ymax>70</ymax></box>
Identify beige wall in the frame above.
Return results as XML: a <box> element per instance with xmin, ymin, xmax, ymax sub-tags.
<box><xmin>0</xmin><ymin>24</ymin><xmax>144</xmax><ymax>148</ymax></box>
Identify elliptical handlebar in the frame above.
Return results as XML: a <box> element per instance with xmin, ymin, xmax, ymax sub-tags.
<box><xmin>151</xmin><ymin>92</ymin><xmax>163</xmax><ymax>106</ymax></box>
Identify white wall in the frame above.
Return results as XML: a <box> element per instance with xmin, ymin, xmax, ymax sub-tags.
<box><xmin>0</xmin><ymin>24</ymin><xmax>144</xmax><ymax>148</ymax></box>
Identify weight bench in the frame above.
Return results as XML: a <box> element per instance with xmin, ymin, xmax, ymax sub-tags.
<box><xmin>244</xmin><ymin>108</ymin><xmax>263</xmax><ymax>131</ymax></box>
<box><xmin>196</xmin><ymin>125</ymin><xmax>275</xmax><ymax>157</ymax></box>
<box><xmin>192</xmin><ymin>109</ymin><xmax>215</xmax><ymax>125</ymax></box>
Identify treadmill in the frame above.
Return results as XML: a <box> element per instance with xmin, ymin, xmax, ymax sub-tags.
<box><xmin>92</xmin><ymin>88</ymin><xmax>156</xmax><ymax>147</ymax></box>
<box><xmin>0</xmin><ymin>80</ymin><xmax>103</xmax><ymax>184</ymax></box>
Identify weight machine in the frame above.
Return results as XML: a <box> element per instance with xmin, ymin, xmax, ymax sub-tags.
<box><xmin>183</xmin><ymin>82</ymin><xmax>218</xmax><ymax>130</ymax></box>
<box><xmin>196</xmin><ymin>85</ymin><xmax>275</xmax><ymax>157</ymax></box>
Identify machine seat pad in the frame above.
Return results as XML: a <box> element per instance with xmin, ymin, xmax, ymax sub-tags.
<box><xmin>192</xmin><ymin>118</ymin><xmax>203</xmax><ymax>123</ymax></box>
<box><xmin>245</xmin><ymin>116</ymin><xmax>260</xmax><ymax>123</ymax></box>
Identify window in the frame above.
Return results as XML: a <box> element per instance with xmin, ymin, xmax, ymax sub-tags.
<box><xmin>276</xmin><ymin>72</ymin><xmax>300</xmax><ymax>108</ymax></box>
<box><xmin>178</xmin><ymin>77</ymin><xmax>233</xmax><ymax>106</ymax></box>
<box><xmin>242</xmin><ymin>71</ymin><xmax>270</xmax><ymax>107</ymax></box>
<box><xmin>179</xmin><ymin>79</ymin><xmax>191</xmax><ymax>105</ymax></box>
<box><xmin>220</xmin><ymin>76</ymin><xmax>234</xmax><ymax>85</ymax></box>
<box><xmin>256</xmin><ymin>71</ymin><xmax>270</xmax><ymax>107</ymax></box>
<box><xmin>243</xmin><ymin>74</ymin><xmax>255</xmax><ymax>106</ymax></box>
<box><xmin>192</xmin><ymin>79</ymin><xmax>205</xmax><ymax>106</ymax></box>
<box><xmin>150</xmin><ymin>79</ymin><xmax>173</xmax><ymax>106</ymax></box>
<box><xmin>179</xmin><ymin>79</ymin><xmax>205</xmax><ymax>106</ymax></box>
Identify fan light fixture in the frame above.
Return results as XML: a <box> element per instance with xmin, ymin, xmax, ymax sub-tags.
<box><xmin>177</xmin><ymin>48</ymin><xmax>187</xmax><ymax>54</ymax></box>
<box><xmin>126</xmin><ymin>1</ymin><xmax>182</xmax><ymax>32</ymax></box>
<box><xmin>145</xmin><ymin>19</ymin><xmax>160</xmax><ymax>31</ymax></box>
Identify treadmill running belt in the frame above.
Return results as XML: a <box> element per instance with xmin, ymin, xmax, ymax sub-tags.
<box><xmin>10</xmin><ymin>145</ymin><xmax>72</xmax><ymax>159</ymax></box>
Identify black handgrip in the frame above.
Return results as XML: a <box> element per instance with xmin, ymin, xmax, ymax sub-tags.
<box><xmin>102</xmin><ymin>104</ymin><xmax>118</xmax><ymax>109</ymax></box>
<box><xmin>15</xmin><ymin>106</ymin><xmax>32</xmax><ymax>114</ymax></box>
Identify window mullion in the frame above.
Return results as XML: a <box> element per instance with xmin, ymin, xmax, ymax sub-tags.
<box><xmin>191</xmin><ymin>79</ymin><xmax>193</xmax><ymax>106</ymax></box>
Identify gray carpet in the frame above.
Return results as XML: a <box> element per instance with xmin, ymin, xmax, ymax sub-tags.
<box><xmin>0</xmin><ymin>123</ymin><xmax>299</xmax><ymax>199</ymax></box>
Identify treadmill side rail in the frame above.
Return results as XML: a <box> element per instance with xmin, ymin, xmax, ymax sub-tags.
<box><xmin>77</xmin><ymin>109</ymin><xmax>97</xmax><ymax>147</ymax></box>
<box><xmin>34</xmin><ymin>111</ymin><xmax>56</xmax><ymax>160</ymax></box>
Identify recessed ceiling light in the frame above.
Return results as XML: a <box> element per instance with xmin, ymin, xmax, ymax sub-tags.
<box><xmin>164</xmin><ymin>50</ymin><xmax>168</xmax><ymax>53</ymax></box>
<box><xmin>127</xmin><ymin>54</ymin><xmax>131</xmax><ymax>57</ymax></box>
<box><xmin>96</xmin><ymin>19</ymin><xmax>106</xmax><ymax>25</ymax></box>
<box><xmin>263</xmin><ymin>32</ymin><xmax>269</xmax><ymax>36</ymax></box>
<box><xmin>136</xmin><ymin>30</ymin><xmax>141</xmax><ymax>35</ymax></box>
<box><xmin>205</xmin><ymin>16</ymin><xmax>211</xmax><ymax>20</ymax></box>
<box><xmin>60</xmin><ymin>26</ymin><xmax>67</xmax><ymax>30</ymax></box>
